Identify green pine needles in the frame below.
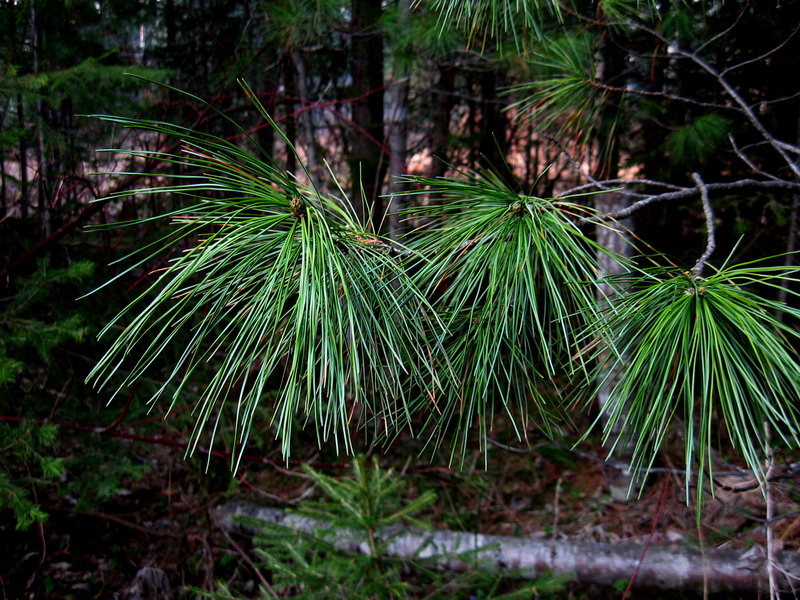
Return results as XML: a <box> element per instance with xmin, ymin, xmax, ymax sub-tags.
<box><xmin>505</xmin><ymin>33</ymin><xmax>605</xmax><ymax>144</ymax></box>
<box><xmin>86</xmin><ymin>83</ymin><xmax>441</xmax><ymax>465</ymax></box>
<box><xmin>427</xmin><ymin>0</ymin><xmax>562</xmax><ymax>49</ymax></box>
<box><xmin>582</xmin><ymin>261</ymin><xmax>800</xmax><ymax>501</ymax></box>
<box><xmin>86</xmin><ymin>82</ymin><xmax>800</xmax><ymax>504</ymax></box>
<box><xmin>400</xmin><ymin>170</ymin><xmax>607</xmax><ymax>457</ymax></box>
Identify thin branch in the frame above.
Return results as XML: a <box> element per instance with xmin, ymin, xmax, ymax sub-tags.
<box><xmin>621</xmin><ymin>477</ymin><xmax>671</xmax><ymax>600</ymax></box>
<box><xmin>549</xmin><ymin>136</ymin><xmax>609</xmax><ymax>189</ymax></box>
<box><xmin>669</xmin><ymin>47</ymin><xmax>800</xmax><ymax>180</ymax></box>
<box><xmin>560</xmin><ymin>178</ymin><xmax>685</xmax><ymax>197</ymax></box>
<box><xmin>217</xmin><ymin>518</ymin><xmax>276</xmax><ymax>595</ymax></box>
<box><xmin>776</xmin><ymin>139</ymin><xmax>800</xmax><ymax>156</ymax></box>
<box><xmin>721</xmin><ymin>22</ymin><xmax>800</xmax><ymax>76</ymax></box>
<box><xmin>575</xmin><ymin>179</ymin><xmax>800</xmax><ymax>222</ymax></box>
<box><xmin>618</xmin><ymin>19</ymin><xmax>800</xmax><ymax>179</ymax></box>
<box><xmin>729</xmin><ymin>134</ymin><xmax>783</xmax><ymax>181</ymax></box>
<box><xmin>487</xmin><ymin>438</ymin><xmax>800</xmax><ymax>481</ymax></box>
<box><xmin>692</xmin><ymin>173</ymin><xmax>715</xmax><ymax>278</ymax></box>
<box><xmin>765</xmin><ymin>422</ymin><xmax>779</xmax><ymax>600</ymax></box>
<box><xmin>589</xmin><ymin>80</ymin><xmax>735</xmax><ymax>112</ymax></box>
<box><xmin>83</xmin><ymin>511</ymin><xmax>183</xmax><ymax>539</ymax></box>
<box><xmin>696</xmin><ymin>5</ymin><xmax>749</xmax><ymax>54</ymax></box>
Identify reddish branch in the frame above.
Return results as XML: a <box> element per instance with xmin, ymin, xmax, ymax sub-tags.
<box><xmin>1</xmin><ymin>156</ymin><xmax>171</xmax><ymax>286</ymax></box>
<box><xmin>0</xmin><ymin>99</ymin><xmax>222</xmax><ymax>286</ymax></box>
<box><xmin>0</xmin><ymin>414</ymin><xmax>352</xmax><ymax>473</ymax></box>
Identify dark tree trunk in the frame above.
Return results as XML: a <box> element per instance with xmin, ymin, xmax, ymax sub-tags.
<box><xmin>385</xmin><ymin>0</ymin><xmax>410</xmax><ymax>237</ymax></box>
<box><xmin>349</xmin><ymin>0</ymin><xmax>386</xmax><ymax>231</ymax></box>
<box><xmin>256</xmin><ymin>78</ymin><xmax>277</xmax><ymax>166</ymax></box>
<box><xmin>164</xmin><ymin>0</ymin><xmax>176</xmax><ymax>51</ymax></box>
<box><xmin>478</xmin><ymin>68</ymin><xmax>512</xmax><ymax>185</ymax></box>
<box><xmin>16</xmin><ymin>95</ymin><xmax>29</xmax><ymax>219</ymax></box>
<box><xmin>428</xmin><ymin>65</ymin><xmax>455</xmax><ymax>179</ymax></box>
<box><xmin>291</xmin><ymin>50</ymin><xmax>322</xmax><ymax>190</ymax></box>
<box><xmin>0</xmin><ymin>103</ymin><xmax>6</xmax><ymax>215</ymax></box>
<box><xmin>282</xmin><ymin>55</ymin><xmax>298</xmax><ymax>175</ymax></box>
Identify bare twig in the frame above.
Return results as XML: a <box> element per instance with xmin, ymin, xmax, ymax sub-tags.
<box><xmin>217</xmin><ymin>519</ymin><xmax>276</xmax><ymax>594</ymax></box>
<box><xmin>764</xmin><ymin>422</ymin><xmax>778</xmax><ymax>600</ymax></box>
<box><xmin>589</xmin><ymin>80</ymin><xmax>735</xmax><ymax>112</ymax></box>
<box><xmin>552</xmin><ymin>478</ymin><xmax>562</xmax><ymax>539</ymax></box>
<box><xmin>549</xmin><ymin>136</ymin><xmax>609</xmax><ymax>189</ymax></box>
<box><xmin>721</xmin><ymin>22</ymin><xmax>800</xmax><ymax>76</ymax></box>
<box><xmin>487</xmin><ymin>438</ymin><xmax>800</xmax><ymax>482</ymax></box>
<box><xmin>24</xmin><ymin>483</ymin><xmax>47</xmax><ymax>592</ymax></box>
<box><xmin>616</xmin><ymin>20</ymin><xmax>800</xmax><ymax>179</ymax></box>
<box><xmin>729</xmin><ymin>134</ymin><xmax>783</xmax><ymax>181</ymax></box>
<box><xmin>691</xmin><ymin>173</ymin><xmax>715</xmax><ymax>278</ymax></box>
<box><xmin>83</xmin><ymin>511</ymin><xmax>183</xmax><ymax>538</ymax></box>
<box><xmin>621</xmin><ymin>477</ymin><xmax>670</xmax><ymax>600</ymax></box>
<box><xmin>573</xmin><ymin>179</ymin><xmax>800</xmax><ymax>223</ymax></box>
<box><xmin>754</xmin><ymin>90</ymin><xmax>800</xmax><ymax>110</ymax></box>
<box><xmin>561</xmin><ymin>178</ymin><xmax>685</xmax><ymax>197</ymax></box>
<box><xmin>671</xmin><ymin>47</ymin><xmax>800</xmax><ymax>180</ymax></box>
<box><xmin>696</xmin><ymin>5</ymin><xmax>749</xmax><ymax>54</ymax></box>
<box><xmin>776</xmin><ymin>140</ymin><xmax>800</xmax><ymax>156</ymax></box>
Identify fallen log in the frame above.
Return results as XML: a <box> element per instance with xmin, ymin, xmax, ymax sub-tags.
<box><xmin>219</xmin><ymin>501</ymin><xmax>800</xmax><ymax>595</ymax></box>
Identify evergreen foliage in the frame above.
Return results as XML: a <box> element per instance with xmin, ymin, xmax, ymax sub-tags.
<box><xmin>579</xmin><ymin>260</ymin><xmax>800</xmax><ymax>502</ymax></box>
<box><xmin>0</xmin><ymin>259</ymin><xmax>92</xmax><ymax>529</ymax></box>
<box><xmin>2</xmin><ymin>259</ymin><xmax>94</xmax><ymax>359</ymax></box>
<box><xmin>399</xmin><ymin>169</ymin><xmax>615</xmax><ymax>457</ymax></box>
<box><xmin>3</xmin><ymin>5</ymin><xmax>800</xmax><ymax>585</ymax></box>
<box><xmin>666</xmin><ymin>113</ymin><xmax>731</xmax><ymax>165</ymax></box>
<box><xmin>0</xmin><ymin>422</ymin><xmax>62</xmax><ymax>530</ymax></box>
<box><xmin>0</xmin><ymin>256</ymin><xmax>151</xmax><ymax>529</ymax></box>
<box><xmin>428</xmin><ymin>0</ymin><xmax>562</xmax><ymax>48</ymax></box>
<box><xmin>84</xmin><ymin>74</ymin><xmax>800</xmax><ymax>503</ymax></box>
<box><xmin>197</xmin><ymin>457</ymin><xmax>569</xmax><ymax>599</ymax></box>
<box><xmin>86</xmin><ymin>84</ymin><xmax>443</xmax><ymax>464</ymax></box>
<box><xmin>505</xmin><ymin>33</ymin><xmax>605</xmax><ymax>144</ymax></box>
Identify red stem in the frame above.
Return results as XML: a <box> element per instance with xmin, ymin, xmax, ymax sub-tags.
<box><xmin>622</xmin><ymin>476</ymin><xmax>671</xmax><ymax>600</ymax></box>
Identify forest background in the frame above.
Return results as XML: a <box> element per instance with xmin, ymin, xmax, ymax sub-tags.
<box><xmin>2</xmin><ymin>0</ymin><xmax>800</xmax><ymax>598</ymax></box>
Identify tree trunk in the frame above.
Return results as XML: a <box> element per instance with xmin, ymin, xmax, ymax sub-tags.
<box><xmin>255</xmin><ymin>77</ymin><xmax>277</xmax><ymax>164</ymax></box>
<box><xmin>478</xmin><ymin>67</ymin><xmax>513</xmax><ymax>186</ymax></box>
<box><xmin>0</xmin><ymin>101</ymin><xmax>7</xmax><ymax>215</ymax></box>
<box><xmin>384</xmin><ymin>0</ymin><xmax>410</xmax><ymax>237</ymax></box>
<box><xmin>291</xmin><ymin>50</ymin><xmax>322</xmax><ymax>191</ymax></box>
<box><xmin>16</xmin><ymin>95</ymin><xmax>29</xmax><ymax>219</ymax></box>
<box><xmin>220</xmin><ymin>501</ymin><xmax>800</xmax><ymax>595</ymax></box>
<box><xmin>593</xmin><ymin>32</ymin><xmax>635</xmax><ymax>500</ymax></box>
<box><xmin>428</xmin><ymin>64</ymin><xmax>455</xmax><ymax>179</ymax></box>
<box><xmin>282</xmin><ymin>55</ymin><xmax>298</xmax><ymax>176</ymax></box>
<box><xmin>349</xmin><ymin>0</ymin><xmax>386</xmax><ymax>231</ymax></box>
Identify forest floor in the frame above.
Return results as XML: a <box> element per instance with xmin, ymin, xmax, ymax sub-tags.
<box><xmin>3</xmin><ymin>416</ymin><xmax>800</xmax><ymax>600</ymax></box>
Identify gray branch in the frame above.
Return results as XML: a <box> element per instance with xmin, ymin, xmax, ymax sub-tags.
<box><xmin>691</xmin><ymin>173</ymin><xmax>715</xmax><ymax>278</ymax></box>
<box><xmin>571</xmin><ymin>179</ymin><xmax>800</xmax><ymax>223</ymax></box>
<box><xmin>219</xmin><ymin>501</ymin><xmax>800</xmax><ymax>595</ymax></box>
